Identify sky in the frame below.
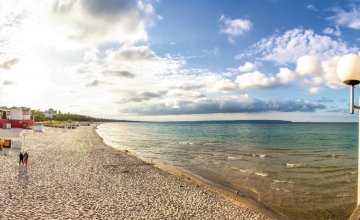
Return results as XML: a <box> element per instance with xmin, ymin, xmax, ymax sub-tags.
<box><xmin>0</xmin><ymin>0</ymin><xmax>359</xmax><ymax>122</ymax></box>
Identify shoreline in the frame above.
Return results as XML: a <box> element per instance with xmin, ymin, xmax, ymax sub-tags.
<box><xmin>95</xmin><ymin>126</ymin><xmax>286</xmax><ymax>219</ymax></box>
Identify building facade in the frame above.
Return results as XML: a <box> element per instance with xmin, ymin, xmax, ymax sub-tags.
<box><xmin>0</xmin><ymin>106</ymin><xmax>34</xmax><ymax>128</ymax></box>
<box><xmin>44</xmin><ymin>108</ymin><xmax>58</xmax><ymax>118</ymax></box>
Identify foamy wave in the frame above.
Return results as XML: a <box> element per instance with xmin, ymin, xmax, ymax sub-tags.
<box><xmin>252</xmin><ymin>154</ymin><xmax>267</xmax><ymax>158</ymax></box>
<box><xmin>178</xmin><ymin>141</ymin><xmax>193</xmax><ymax>145</ymax></box>
<box><xmin>273</xmin><ymin>179</ymin><xmax>286</xmax><ymax>183</ymax></box>
<box><xmin>227</xmin><ymin>156</ymin><xmax>237</xmax><ymax>160</ymax></box>
<box><xmin>274</xmin><ymin>188</ymin><xmax>290</xmax><ymax>193</ymax></box>
<box><xmin>238</xmin><ymin>169</ymin><xmax>268</xmax><ymax>177</ymax></box>
<box><xmin>239</xmin><ymin>169</ymin><xmax>252</xmax><ymax>173</ymax></box>
<box><xmin>286</xmin><ymin>163</ymin><xmax>308</xmax><ymax>168</ymax></box>
<box><xmin>255</xmin><ymin>172</ymin><xmax>268</xmax><ymax>177</ymax></box>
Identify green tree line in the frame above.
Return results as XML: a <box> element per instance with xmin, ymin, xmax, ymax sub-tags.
<box><xmin>31</xmin><ymin>110</ymin><xmax>96</xmax><ymax>122</ymax></box>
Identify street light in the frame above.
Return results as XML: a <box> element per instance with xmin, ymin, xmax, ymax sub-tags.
<box><xmin>336</xmin><ymin>53</ymin><xmax>360</xmax><ymax>205</ymax></box>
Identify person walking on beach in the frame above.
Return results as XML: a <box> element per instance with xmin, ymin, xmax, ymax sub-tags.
<box><xmin>19</xmin><ymin>152</ymin><xmax>24</xmax><ymax>166</ymax></box>
<box><xmin>24</xmin><ymin>152</ymin><xmax>29</xmax><ymax>166</ymax></box>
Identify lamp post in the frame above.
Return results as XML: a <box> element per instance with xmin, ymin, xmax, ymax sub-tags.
<box><xmin>336</xmin><ymin>53</ymin><xmax>360</xmax><ymax>205</ymax></box>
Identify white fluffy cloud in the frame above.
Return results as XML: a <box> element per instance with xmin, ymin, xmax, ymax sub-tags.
<box><xmin>296</xmin><ymin>55</ymin><xmax>321</xmax><ymax>75</ymax></box>
<box><xmin>219</xmin><ymin>15</ymin><xmax>252</xmax><ymax>42</ymax></box>
<box><xmin>235</xmin><ymin>71</ymin><xmax>280</xmax><ymax>89</ymax></box>
<box><xmin>247</xmin><ymin>28</ymin><xmax>357</xmax><ymax>64</ymax></box>
<box><xmin>309</xmin><ymin>87</ymin><xmax>321</xmax><ymax>94</ymax></box>
<box><xmin>276</xmin><ymin>68</ymin><xmax>297</xmax><ymax>83</ymax></box>
<box><xmin>106</xmin><ymin>45</ymin><xmax>186</xmax><ymax>76</ymax></box>
<box><xmin>329</xmin><ymin>5</ymin><xmax>360</xmax><ymax>30</ymax></box>
<box><xmin>235</xmin><ymin>28</ymin><xmax>359</xmax><ymax>92</ymax></box>
<box><xmin>322</xmin><ymin>27</ymin><xmax>341</xmax><ymax>37</ymax></box>
<box><xmin>107</xmin><ymin>45</ymin><xmax>158</xmax><ymax>63</ymax></box>
<box><xmin>238</xmin><ymin>61</ymin><xmax>257</xmax><ymax>72</ymax></box>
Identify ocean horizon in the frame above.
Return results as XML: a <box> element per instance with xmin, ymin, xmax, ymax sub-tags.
<box><xmin>97</xmin><ymin>121</ymin><xmax>358</xmax><ymax>219</ymax></box>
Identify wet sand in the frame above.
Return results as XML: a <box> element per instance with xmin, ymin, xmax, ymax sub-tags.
<box><xmin>0</xmin><ymin>126</ymin><xmax>274</xmax><ymax>219</ymax></box>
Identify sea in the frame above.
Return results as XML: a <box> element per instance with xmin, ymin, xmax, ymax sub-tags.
<box><xmin>96</xmin><ymin>121</ymin><xmax>358</xmax><ymax>219</ymax></box>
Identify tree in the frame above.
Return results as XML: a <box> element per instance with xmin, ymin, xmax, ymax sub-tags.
<box><xmin>31</xmin><ymin>110</ymin><xmax>46</xmax><ymax>121</ymax></box>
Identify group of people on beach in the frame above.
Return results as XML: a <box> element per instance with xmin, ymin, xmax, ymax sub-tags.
<box><xmin>19</xmin><ymin>152</ymin><xmax>29</xmax><ymax>166</ymax></box>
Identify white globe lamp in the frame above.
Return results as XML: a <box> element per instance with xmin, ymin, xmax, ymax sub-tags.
<box><xmin>337</xmin><ymin>54</ymin><xmax>360</xmax><ymax>86</ymax></box>
<box><xmin>336</xmin><ymin>53</ymin><xmax>360</xmax><ymax>207</ymax></box>
<box><xmin>336</xmin><ymin>54</ymin><xmax>360</xmax><ymax>114</ymax></box>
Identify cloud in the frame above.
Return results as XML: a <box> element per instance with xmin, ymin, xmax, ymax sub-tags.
<box><xmin>107</xmin><ymin>45</ymin><xmax>158</xmax><ymax>62</ymax></box>
<box><xmin>238</xmin><ymin>61</ymin><xmax>257</xmax><ymax>72</ymax></box>
<box><xmin>0</xmin><ymin>58</ymin><xmax>19</xmax><ymax>70</ymax></box>
<box><xmin>219</xmin><ymin>15</ymin><xmax>252</xmax><ymax>42</ymax></box>
<box><xmin>73</xmin><ymin>62</ymin><xmax>100</xmax><ymax>74</ymax></box>
<box><xmin>169</xmin><ymin>82</ymin><xmax>204</xmax><ymax>91</ymax></box>
<box><xmin>3</xmin><ymin>80</ymin><xmax>15</xmax><ymax>85</ymax></box>
<box><xmin>86</xmin><ymin>80</ymin><xmax>105</xmax><ymax>87</ymax></box>
<box><xmin>105</xmin><ymin>45</ymin><xmax>185</xmax><ymax>76</ymax></box>
<box><xmin>276</xmin><ymin>68</ymin><xmax>297</xmax><ymax>83</ymax></box>
<box><xmin>245</xmin><ymin>28</ymin><xmax>357</xmax><ymax>64</ymax></box>
<box><xmin>212</xmin><ymin>79</ymin><xmax>237</xmax><ymax>92</ymax></box>
<box><xmin>235</xmin><ymin>71</ymin><xmax>281</xmax><ymax>89</ymax></box>
<box><xmin>296</xmin><ymin>55</ymin><xmax>321</xmax><ymax>75</ymax></box>
<box><xmin>116</xmin><ymin>90</ymin><xmax>167</xmax><ymax>103</ymax></box>
<box><xmin>328</xmin><ymin>5</ymin><xmax>360</xmax><ymax>30</ymax></box>
<box><xmin>234</xmin><ymin>28</ymin><xmax>359</xmax><ymax>91</ymax></box>
<box><xmin>52</xmin><ymin>0</ymin><xmax>158</xmax><ymax>44</ymax></box>
<box><xmin>309</xmin><ymin>87</ymin><xmax>321</xmax><ymax>94</ymax></box>
<box><xmin>103</xmin><ymin>70</ymin><xmax>135</xmax><ymax>78</ymax></box>
<box><xmin>306</xmin><ymin>4</ymin><xmax>318</xmax><ymax>11</ymax></box>
<box><xmin>321</xmin><ymin>56</ymin><xmax>344</xmax><ymax>89</ymax></box>
<box><xmin>326</xmin><ymin>108</ymin><xmax>347</xmax><ymax>113</ymax></box>
<box><xmin>322</xmin><ymin>27</ymin><xmax>341</xmax><ymax>37</ymax></box>
<box><xmin>123</xmin><ymin>96</ymin><xmax>326</xmax><ymax>115</ymax></box>
<box><xmin>316</xmin><ymin>97</ymin><xmax>333</xmax><ymax>103</ymax></box>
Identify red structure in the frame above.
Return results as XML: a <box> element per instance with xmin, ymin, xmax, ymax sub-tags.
<box><xmin>0</xmin><ymin>119</ymin><xmax>34</xmax><ymax>129</ymax></box>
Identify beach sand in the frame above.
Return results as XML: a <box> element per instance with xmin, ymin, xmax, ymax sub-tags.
<box><xmin>0</xmin><ymin>126</ymin><xmax>274</xmax><ymax>219</ymax></box>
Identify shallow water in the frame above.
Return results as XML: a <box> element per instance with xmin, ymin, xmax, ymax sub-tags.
<box><xmin>96</xmin><ymin>121</ymin><xmax>358</xmax><ymax>219</ymax></box>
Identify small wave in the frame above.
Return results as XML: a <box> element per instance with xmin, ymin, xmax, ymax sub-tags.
<box><xmin>274</xmin><ymin>188</ymin><xmax>290</xmax><ymax>193</ymax></box>
<box><xmin>350</xmin><ymin>171</ymin><xmax>357</xmax><ymax>175</ymax></box>
<box><xmin>239</xmin><ymin>169</ymin><xmax>252</xmax><ymax>173</ymax></box>
<box><xmin>286</xmin><ymin>163</ymin><xmax>308</xmax><ymax>168</ymax></box>
<box><xmin>230</xmin><ymin>167</ymin><xmax>240</xmax><ymax>170</ymax></box>
<box><xmin>251</xmin><ymin>154</ymin><xmax>267</xmax><ymax>158</ymax></box>
<box><xmin>273</xmin><ymin>179</ymin><xmax>286</xmax><ymax>183</ymax></box>
<box><xmin>228</xmin><ymin>156</ymin><xmax>237</xmax><ymax>160</ymax></box>
<box><xmin>178</xmin><ymin>141</ymin><xmax>193</xmax><ymax>145</ymax></box>
<box><xmin>238</xmin><ymin>169</ymin><xmax>268</xmax><ymax>177</ymax></box>
<box><xmin>255</xmin><ymin>172</ymin><xmax>268</xmax><ymax>177</ymax></box>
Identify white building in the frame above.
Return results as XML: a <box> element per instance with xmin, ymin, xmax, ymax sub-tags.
<box><xmin>9</xmin><ymin>107</ymin><xmax>31</xmax><ymax>120</ymax></box>
<box><xmin>44</xmin><ymin>108</ymin><xmax>58</xmax><ymax>118</ymax></box>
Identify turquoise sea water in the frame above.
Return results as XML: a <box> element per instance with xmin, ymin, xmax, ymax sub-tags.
<box><xmin>96</xmin><ymin>121</ymin><xmax>358</xmax><ymax>219</ymax></box>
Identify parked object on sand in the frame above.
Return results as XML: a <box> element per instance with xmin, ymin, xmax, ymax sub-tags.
<box><xmin>3</xmin><ymin>139</ymin><xmax>11</xmax><ymax>148</ymax></box>
<box><xmin>33</xmin><ymin>124</ymin><xmax>43</xmax><ymax>132</ymax></box>
<box><xmin>3</xmin><ymin>123</ymin><xmax>11</xmax><ymax>129</ymax></box>
<box><xmin>11</xmin><ymin>140</ymin><xmax>22</xmax><ymax>149</ymax></box>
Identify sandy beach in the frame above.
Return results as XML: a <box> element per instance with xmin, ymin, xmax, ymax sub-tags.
<box><xmin>0</xmin><ymin>126</ymin><xmax>275</xmax><ymax>219</ymax></box>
